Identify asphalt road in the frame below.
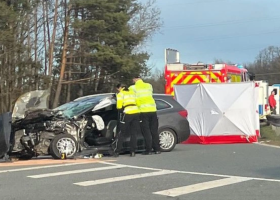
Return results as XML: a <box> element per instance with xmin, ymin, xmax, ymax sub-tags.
<box><xmin>1</xmin><ymin>143</ymin><xmax>280</xmax><ymax>200</ymax></box>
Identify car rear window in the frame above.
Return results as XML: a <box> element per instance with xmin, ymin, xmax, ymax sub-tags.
<box><xmin>155</xmin><ymin>100</ymin><xmax>172</xmax><ymax>110</ymax></box>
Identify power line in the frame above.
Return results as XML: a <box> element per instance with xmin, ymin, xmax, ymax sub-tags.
<box><xmin>255</xmin><ymin>72</ymin><xmax>280</xmax><ymax>76</ymax></box>
<box><xmin>149</xmin><ymin>47</ymin><xmax>266</xmax><ymax>61</ymax></box>
<box><xmin>161</xmin><ymin>0</ymin><xmax>228</xmax><ymax>7</ymax></box>
<box><xmin>150</xmin><ymin>29</ymin><xmax>280</xmax><ymax>47</ymax></box>
<box><xmin>162</xmin><ymin>16</ymin><xmax>280</xmax><ymax>30</ymax></box>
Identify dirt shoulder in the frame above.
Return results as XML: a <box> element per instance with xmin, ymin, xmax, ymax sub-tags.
<box><xmin>259</xmin><ymin>125</ymin><xmax>280</xmax><ymax>146</ymax></box>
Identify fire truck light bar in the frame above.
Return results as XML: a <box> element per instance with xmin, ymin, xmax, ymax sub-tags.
<box><xmin>166</xmin><ymin>63</ymin><xmax>208</xmax><ymax>71</ymax></box>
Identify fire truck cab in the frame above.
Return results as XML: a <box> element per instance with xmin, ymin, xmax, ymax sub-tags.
<box><xmin>164</xmin><ymin>62</ymin><xmax>251</xmax><ymax>95</ymax></box>
<box><xmin>163</xmin><ymin>48</ymin><xmax>251</xmax><ymax>95</ymax></box>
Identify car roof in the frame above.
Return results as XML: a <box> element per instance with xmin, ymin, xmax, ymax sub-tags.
<box><xmin>74</xmin><ymin>93</ymin><xmax>115</xmax><ymax>101</ymax></box>
<box><xmin>74</xmin><ymin>93</ymin><xmax>172</xmax><ymax>101</ymax></box>
<box><xmin>153</xmin><ymin>93</ymin><xmax>173</xmax><ymax>97</ymax></box>
<box><xmin>59</xmin><ymin>93</ymin><xmax>181</xmax><ymax>116</ymax></box>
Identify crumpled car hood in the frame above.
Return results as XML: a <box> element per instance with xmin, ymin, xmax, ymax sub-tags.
<box><xmin>12</xmin><ymin>90</ymin><xmax>50</xmax><ymax>120</ymax></box>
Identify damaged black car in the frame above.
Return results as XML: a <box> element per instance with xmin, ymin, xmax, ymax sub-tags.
<box><xmin>0</xmin><ymin>90</ymin><xmax>190</xmax><ymax>160</ymax></box>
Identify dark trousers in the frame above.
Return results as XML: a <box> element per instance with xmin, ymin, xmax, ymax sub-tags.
<box><xmin>271</xmin><ymin>107</ymin><xmax>276</xmax><ymax>114</ymax></box>
<box><xmin>140</xmin><ymin>112</ymin><xmax>160</xmax><ymax>152</ymax></box>
<box><xmin>116</xmin><ymin>113</ymin><xmax>141</xmax><ymax>153</ymax></box>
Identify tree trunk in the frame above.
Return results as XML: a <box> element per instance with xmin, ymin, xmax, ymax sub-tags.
<box><xmin>53</xmin><ymin>2</ymin><xmax>71</xmax><ymax>108</ymax></box>
<box><xmin>27</xmin><ymin>14</ymin><xmax>32</xmax><ymax>91</ymax></box>
<box><xmin>42</xmin><ymin>0</ymin><xmax>48</xmax><ymax>75</ymax></box>
<box><xmin>46</xmin><ymin>1</ymin><xmax>51</xmax><ymax>51</ymax></box>
<box><xmin>67</xmin><ymin>70</ymin><xmax>71</xmax><ymax>102</ymax></box>
<box><xmin>0</xmin><ymin>57</ymin><xmax>4</xmax><ymax>113</ymax></box>
<box><xmin>34</xmin><ymin>4</ymin><xmax>38</xmax><ymax>90</ymax></box>
<box><xmin>48</xmin><ymin>0</ymin><xmax>59</xmax><ymax>77</ymax></box>
<box><xmin>97</xmin><ymin>68</ymin><xmax>105</xmax><ymax>92</ymax></box>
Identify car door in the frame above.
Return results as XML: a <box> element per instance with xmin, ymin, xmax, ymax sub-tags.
<box><xmin>154</xmin><ymin>98</ymin><xmax>174</xmax><ymax>129</ymax></box>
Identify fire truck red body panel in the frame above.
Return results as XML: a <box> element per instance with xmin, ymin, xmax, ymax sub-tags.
<box><xmin>164</xmin><ymin>63</ymin><xmax>249</xmax><ymax>95</ymax></box>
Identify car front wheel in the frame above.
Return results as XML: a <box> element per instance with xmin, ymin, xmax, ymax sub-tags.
<box><xmin>49</xmin><ymin>134</ymin><xmax>77</xmax><ymax>159</ymax></box>
<box><xmin>159</xmin><ymin>128</ymin><xmax>177</xmax><ymax>152</ymax></box>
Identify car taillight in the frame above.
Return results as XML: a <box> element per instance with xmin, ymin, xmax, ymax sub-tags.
<box><xmin>178</xmin><ymin>110</ymin><xmax>188</xmax><ymax>118</ymax></box>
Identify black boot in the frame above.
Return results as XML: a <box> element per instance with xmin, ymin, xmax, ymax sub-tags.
<box><xmin>142</xmin><ymin>151</ymin><xmax>152</xmax><ymax>155</ymax></box>
<box><xmin>154</xmin><ymin>151</ymin><xmax>161</xmax><ymax>154</ymax></box>
<box><xmin>113</xmin><ymin>152</ymin><xmax>119</xmax><ymax>157</ymax></box>
<box><xmin>130</xmin><ymin>152</ymin><xmax>135</xmax><ymax>157</ymax></box>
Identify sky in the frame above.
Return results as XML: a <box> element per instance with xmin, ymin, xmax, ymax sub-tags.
<box><xmin>145</xmin><ymin>0</ymin><xmax>280</xmax><ymax>72</ymax></box>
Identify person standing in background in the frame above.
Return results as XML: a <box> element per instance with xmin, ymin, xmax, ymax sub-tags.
<box><xmin>269</xmin><ymin>90</ymin><xmax>277</xmax><ymax>114</ymax></box>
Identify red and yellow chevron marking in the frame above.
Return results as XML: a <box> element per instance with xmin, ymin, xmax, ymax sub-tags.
<box><xmin>166</xmin><ymin>71</ymin><xmax>222</xmax><ymax>96</ymax></box>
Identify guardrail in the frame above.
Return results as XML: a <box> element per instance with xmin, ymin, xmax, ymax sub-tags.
<box><xmin>266</xmin><ymin>114</ymin><xmax>280</xmax><ymax>127</ymax></box>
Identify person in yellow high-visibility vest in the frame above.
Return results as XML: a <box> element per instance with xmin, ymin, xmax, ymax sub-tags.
<box><xmin>129</xmin><ymin>75</ymin><xmax>161</xmax><ymax>155</ymax></box>
<box><xmin>114</xmin><ymin>83</ymin><xmax>141</xmax><ymax>157</ymax></box>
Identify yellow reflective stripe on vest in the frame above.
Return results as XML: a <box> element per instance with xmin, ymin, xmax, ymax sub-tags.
<box><xmin>134</xmin><ymin>88</ymin><xmax>153</xmax><ymax>93</ymax></box>
<box><xmin>124</xmin><ymin>106</ymin><xmax>139</xmax><ymax>114</ymax></box>
<box><xmin>129</xmin><ymin>80</ymin><xmax>157</xmax><ymax>113</ymax></box>
<box><xmin>136</xmin><ymin>91</ymin><xmax>153</xmax><ymax>98</ymax></box>
<box><xmin>117</xmin><ymin>90</ymin><xmax>139</xmax><ymax>114</ymax></box>
<box><xmin>139</xmin><ymin>104</ymin><xmax>157</xmax><ymax>112</ymax></box>
<box><xmin>123</xmin><ymin>99</ymin><xmax>136</xmax><ymax>105</ymax></box>
<box><xmin>140</xmin><ymin>103</ymin><xmax>156</xmax><ymax>108</ymax></box>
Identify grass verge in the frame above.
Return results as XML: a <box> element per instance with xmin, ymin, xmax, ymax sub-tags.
<box><xmin>259</xmin><ymin>125</ymin><xmax>280</xmax><ymax>146</ymax></box>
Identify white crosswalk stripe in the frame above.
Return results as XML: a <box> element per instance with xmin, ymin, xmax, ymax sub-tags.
<box><xmin>28</xmin><ymin>165</ymin><xmax>126</xmax><ymax>179</ymax></box>
<box><xmin>73</xmin><ymin>170</ymin><xmax>177</xmax><ymax>186</ymax></box>
<box><xmin>20</xmin><ymin>161</ymin><xmax>280</xmax><ymax>197</ymax></box>
<box><xmin>153</xmin><ymin>177</ymin><xmax>252</xmax><ymax>197</ymax></box>
<box><xmin>0</xmin><ymin>162</ymin><xmax>93</xmax><ymax>174</ymax></box>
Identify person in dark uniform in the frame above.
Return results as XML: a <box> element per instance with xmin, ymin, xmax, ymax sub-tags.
<box><xmin>114</xmin><ymin>84</ymin><xmax>141</xmax><ymax>157</ymax></box>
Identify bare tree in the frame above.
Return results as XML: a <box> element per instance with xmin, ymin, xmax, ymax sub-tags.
<box><xmin>249</xmin><ymin>46</ymin><xmax>280</xmax><ymax>84</ymax></box>
<box><xmin>129</xmin><ymin>0</ymin><xmax>163</xmax><ymax>53</ymax></box>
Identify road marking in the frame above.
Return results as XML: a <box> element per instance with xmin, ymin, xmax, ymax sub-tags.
<box><xmin>153</xmin><ymin>177</ymin><xmax>252</xmax><ymax>197</ymax></box>
<box><xmin>74</xmin><ymin>170</ymin><xmax>177</xmax><ymax>186</ymax></box>
<box><xmin>27</xmin><ymin>165</ymin><xmax>126</xmax><ymax>178</ymax></box>
<box><xmin>0</xmin><ymin>158</ymin><xmax>113</xmax><ymax>167</ymax></box>
<box><xmin>0</xmin><ymin>160</ymin><xmax>114</xmax><ymax>174</ymax></box>
<box><xmin>99</xmin><ymin>161</ymin><xmax>280</xmax><ymax>183</ymax></box>
<box><xmin>253</xmin><ymin>142</ymin><xmax>280</xmax><ymax>149</ymax></box>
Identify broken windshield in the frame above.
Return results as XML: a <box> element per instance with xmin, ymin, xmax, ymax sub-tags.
<box><xmin>62</xmin><ymin>102</ymin><xmax>96</xmax><ymax>118</ymax></box>
<box><xmin>54</xmin><ymin>94</ymin><xmax>114</xmax><ymax>118</ymax></box>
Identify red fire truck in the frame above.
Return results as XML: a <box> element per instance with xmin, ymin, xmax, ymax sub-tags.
<box><xmin>164</xmin><ymin>49</ymin><xmax>250</xmax><ymax>95</ymax></box>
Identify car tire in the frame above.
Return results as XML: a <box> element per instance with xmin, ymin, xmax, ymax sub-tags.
<box><xmin>158</xmin><ymin>128</ymin><xmax>177</xmax><ymax>152</ymax></box>
<box><xmin>49</xmin><ymin>134</ymin><xmax>78</xmax><ymax>159</ymax></box>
